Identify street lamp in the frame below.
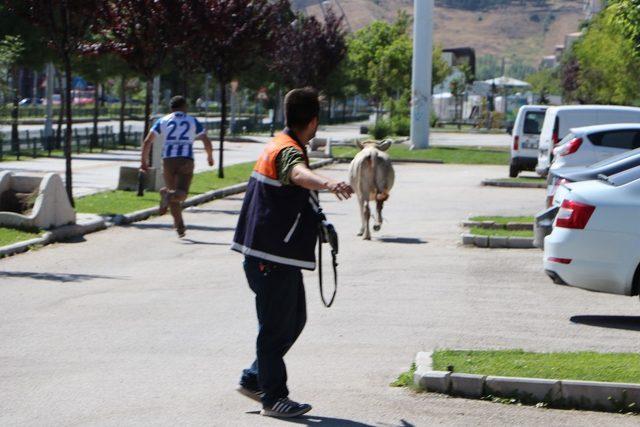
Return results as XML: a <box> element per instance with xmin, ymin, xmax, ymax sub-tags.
<box><xmin>410</xmin><ymin>0</ymin><xmax>434</xmax><ymax>150</ymax></box>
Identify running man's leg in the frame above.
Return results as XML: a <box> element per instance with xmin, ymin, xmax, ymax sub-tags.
<box><xmin>168</xmin><ymin>159</ymin><xmax>194</xmax><ymax>235</ymax></box>
<box><xmin>161</xmin><ymin>159</ymin><xmax>178</xmax><ymax>216</ymax></box>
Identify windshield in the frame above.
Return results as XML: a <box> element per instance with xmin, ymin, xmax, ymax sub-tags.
<box><xmin>600</xmin><ymin>164</ymin><xmax>640</xmax><ymax>186</ymax></box>
<box><xmin>523</xmin><ymin>111</ymin><xmax>545</xmax><ymax>135</ymax></box>
<box><xmin>588</xmin><ymin>146</ymin><xmax>640</xmax><ymax>169</ymax></box>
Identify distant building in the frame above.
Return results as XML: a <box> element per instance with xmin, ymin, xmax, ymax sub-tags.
<box><xmin>540</xmin><ymin>55</ymin><xmax>558</xmax><ymax>69</ymax></box>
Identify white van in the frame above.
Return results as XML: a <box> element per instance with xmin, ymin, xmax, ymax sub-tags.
<box><xmin>510</xmin><ymin>105</ymin><xmax>547</xmax><ymax>177</ymax></box>
<box><xmin>536</xmin><ymin>105</ymin><xmax>640</xmax><ymax>176</ymax></box>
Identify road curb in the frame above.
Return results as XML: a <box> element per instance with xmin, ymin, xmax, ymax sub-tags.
<box><xmin>413</xmin><ymin>352</ymin><xmax>640</xmax><ymax>413</ymax></box>
<box><xmin>461</xmin><ymin>233</ymin><xmax>536</xmax><ymax>249</ymax></box>
<box><xmin>482</xmin><ymin>179</ymin><xmax>546</xmax><ymax>189</ymax></box>
<box><xmin>0</xmin><ymin>214</ymin><xmax>106</xmax><ymax>259</ymax></box>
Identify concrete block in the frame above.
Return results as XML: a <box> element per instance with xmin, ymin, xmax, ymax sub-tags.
<box><xmin>485</xmin><ymin>376</ymin><xmax>561</xmax><ymax>403</ymax></box>
<box><xmin>505</xmin><ymin>222</ymin><xmax>533</xmax><ymax>231</ymax></box>
<box><xmin>450</xmin><ymin>373</ymin><xmax>486</xmax><ymax>398</ymax></box>
<box><xmin>117</xmin><ymin>166</ymin><xmax>162</xmax><ymax>192</ymax></box>
<box><xmin>415</xmin><ymin>351</ymin><xmax>433</xmax><ymax>372</ymax></box>
<box><xmin>461</xmin><ymin>233</ymin><xmax>475</xmax><ymax>245</ymax></box>
<box><xmin>481</xmin><ymin>221</ymin><xmax>495</xmax><ymax>229</ymax></box>
<box><xmin>507</xmin><ymin>237</ymin><xmax>535</xmax><ymax>249</ymax></box>
<box><xmin>560</xmin><ymin>380</ymin><xmax>640</xmax><ymax>411</ymax></box>
<box><xmin>415</xmin><ymin>371</ymin><xmax>451</xmax><ymax>393</ymax></box>
<box><xmin>489</xmin><ymin>236</ymin><xmax>508</xmax><ymax>248</ymax></box>
<box><xmin>474</xmin><ymin>235</ymin><xmax>489</xmax><ymax>248</ymax></box>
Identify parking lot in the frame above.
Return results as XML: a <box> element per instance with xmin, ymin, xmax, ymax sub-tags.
<box><xmin>1</xmin><ymin>163</ymin><xmax>639</xmax><ymax>425</ymax></box>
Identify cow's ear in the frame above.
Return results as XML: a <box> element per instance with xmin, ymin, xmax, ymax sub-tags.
<box><xmin>355</xmin><ymin>139</ymin><xmax>365</xmax><ymax>150</ymax></box>
<box><xmin>377</xmin><ymin>139</ymin><xmax>392</xmax><ymax>152</ymax></box>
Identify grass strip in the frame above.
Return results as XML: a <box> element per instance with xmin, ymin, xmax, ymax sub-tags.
<box><xmin>332</xmin><ymin>145</ymin><xmax>509</xmax><ymax>165</ymax></box>
<box><xmin>469</xmin><ymin>216</ymin><xmax>533</xmax><ymax>224</ymax></box>
<box><xmin>76</xmin><ymin>161</ymin><xmax>254</xmax><ymax>216</ymax></box>
<box><xmin>433</xmin><ymin>349</ymin><xmax>640</xmax><ymax>384</ymax></box>
<box><xmin>390</xmin><ymin>363</ymin><xmax>419</xmax><ymax>390</ymax></box>
<box><xmin>0</xmin><ymin>226</ymin><xmax>42</xmax><ymax>247</ymax></box>
<box><xmin>470</xmin><ymin>227</ymin><xmax>533</xmax><ymax>238</ymax></box>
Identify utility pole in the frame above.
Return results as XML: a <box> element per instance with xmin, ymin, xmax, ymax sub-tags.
<box><xmin>44</xmin><ymin>63</ymin><xmax>54</xmax><ymax>147</ymax></box>
<box><xmin>410</xmin><ymin>0</ymin><xmax>434</xmax><ymax>149</ymax></box>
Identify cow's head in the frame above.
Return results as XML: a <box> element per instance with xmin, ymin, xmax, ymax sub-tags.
<box><xmin>355</xmin><ymin>139</ymin><xmax>393</xmax><ymax>152</ymax></box>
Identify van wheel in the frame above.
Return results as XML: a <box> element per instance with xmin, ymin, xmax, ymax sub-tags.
<box><xmin>509</xmin><ymin>163</ymin><xmax>519</xmax><ymax>178</ymax></box>
<box><xmin>632</xmin><ymin>262</ymin><xmax>640</xmax><ymax>297</ymax></box>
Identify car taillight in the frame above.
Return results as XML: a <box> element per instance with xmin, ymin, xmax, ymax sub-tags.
<box><xmin>548</xmin><ymin>257</ymin><xmax>572</xmax><ymax>264</ymax></box>
<box><xmin>513</xmin><ymin>135</ymin><xmax>519</xmax><ymax>150</ymax></box>
<box><xmin>557</xmin><ymin>137</ymin><xmax>583</xmax><ymax>157</ymax></box>
<box><xmin>555</xmin><ymin>199</ymin><xmax>595</xmax><ymax>229</ymax></box>
<box><xmin>552</xmin><ymin>131</ymin><xmax>559</xmax><ymax>146</ymax></box>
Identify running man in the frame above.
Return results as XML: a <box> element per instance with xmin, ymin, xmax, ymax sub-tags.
<box><xmin>140</xmin><ymin>96</ymin><xmax>214</xmax><ymax>237</ymax></box>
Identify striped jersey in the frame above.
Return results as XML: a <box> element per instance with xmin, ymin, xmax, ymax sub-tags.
<box><xmin>150</xmin><ymin>111</ymin><xmax>205</xmax><ymax>159</ymax></box>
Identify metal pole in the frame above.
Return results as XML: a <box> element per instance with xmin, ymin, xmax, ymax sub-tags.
<box><xmin>410</xmin><ymin>0</ymin><xmax>433</xmax><ymax>149</ymax></box>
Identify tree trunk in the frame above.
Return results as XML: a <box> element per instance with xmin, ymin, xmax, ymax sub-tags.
<box><xmin>144</xmin><ymin>79</ymin><xmax>152</xmax><ymax>163</ymax></box>
<box><xmin>218</xmin><ymin>81</ymin><xmax>226</xmax><ymax>179</ymax></box>
<box><xmin>92</xmin><ymin>82</ymin><xmax>99</xmax><ymax>148</ymax></box>
<box><xmin>56</xmin><ymin>72</ymin><xmax>65</xmax><ymax>149</ymax></box>
<box><xmin>11</xmin><ymin>68</ymin><xmax>19</xmax><ymax>152</ymax></box>
<box><xmin>63</xmin><ymin>56</ymin><xmax>74</xmax><ymax>207</ymax></box>
<box><xmin>119</xmin><ymin>75</ymin><xmax>126</xmax><ymax>148</ymax></box>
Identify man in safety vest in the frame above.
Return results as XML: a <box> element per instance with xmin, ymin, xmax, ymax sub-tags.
<box><xmin>140</xmin><ymin>96</ymin><xmax>214</xmax><ymax>237</ymax></box>
<box><xmin>232</xmin><ymin>87</ymin><xmax>353</xmax><ymax>418</ymax></box>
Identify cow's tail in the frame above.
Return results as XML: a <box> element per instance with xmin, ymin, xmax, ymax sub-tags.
<box><xmin>368</xmin><ymin>150</ymin><xmax>389</xmax><ymax>202</ymax></box>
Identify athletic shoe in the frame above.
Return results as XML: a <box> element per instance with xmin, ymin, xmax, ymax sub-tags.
<box><xmin>176</xmin><ymin>226</ymin><xmax>186</xmax><ymax>238</ymax></box>
<box><xmin>261</xmin><ymin>398</ymin><xmax>312</xmax><ymax>418</ymax></box>
<box><xmin>159</xmin><ymin>188</ymin><xmax>169</xmax><ymax>215</ymax></box>
<box><xmin>236</xmin><ymin>384</ymin><xmax>265</xmax><ymax>403</ymax></box>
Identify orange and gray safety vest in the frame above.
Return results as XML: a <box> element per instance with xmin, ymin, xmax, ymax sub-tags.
<box><xmin>231</xmin><ymin>131</ymin><xmax>321</xmax><ymax>270</ymax></box>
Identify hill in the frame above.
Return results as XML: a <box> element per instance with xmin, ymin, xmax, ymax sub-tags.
<box><xmin>294</xmin><ymin>0</ymin><xmax>588</xmax><ymax>65</ymax></box>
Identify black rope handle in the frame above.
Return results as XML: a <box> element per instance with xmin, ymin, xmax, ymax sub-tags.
<box><xmin>318</xmin><ymin>227</ymin><xmax>337</xmax><ymax>308</ymax></box>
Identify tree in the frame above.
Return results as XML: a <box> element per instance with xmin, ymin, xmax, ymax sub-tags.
<box><xmin>8</xmin><ymin>0</ymin><xmax>101</xmax><ymax>205</ymax></box>
<box><xmin>525</xmin><ymin>68</ymin><xmax>561</xmax><ymax>103</ymax></box>
<box><xmin>186</xmin><ymin>0</ymin><xmax>287</xmax><ymax>178</ymax></box>
<box><xmin>96</xmin><ymin>0</ymin><xmax>181</xmax><ymax>137</ymax></box>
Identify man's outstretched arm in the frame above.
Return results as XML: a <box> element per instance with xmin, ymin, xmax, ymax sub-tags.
<box><xmin>140</xmin><ymin>131</ymin><xmax>156</xmax><ymax>171</ymax></box>
<box><xmin>197</xmin><ymin>133</ymin><xmax>214</xmax><ymax>166</ymax></box>
<box><xmin>290</xmin><ymin>164</ymin><xmax>353</xmax><ymax>200</ymax></box>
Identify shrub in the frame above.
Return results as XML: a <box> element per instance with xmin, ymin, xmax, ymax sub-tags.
<box><xmin>391</xmin><ymin>115</ymin><xmax>411</xmax><ymax>136</ymax></box>
<box><xmin>373</xmin><ymin>119</ymin><xmax>391</xmax><ymax>139</ymax></box>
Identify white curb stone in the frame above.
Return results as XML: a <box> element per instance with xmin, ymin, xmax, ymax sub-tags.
<box><xmin>561</xmin><ymin>380</ymin><xmax>640</xmax><ymax>411</ymax></box>
<box><xmin>450</xmin><ymin>373</ymin><xmax>486</xmax><ymax>398</ymax></box>
<box><xmin>474</xmin><ymin>235</ymin><xmax>489</xmax><ymax>248</ymax></box>
<box><xmin>485</xmin><ymin>376</ymin><xmax>561</xmax><ymax>402</ymax></box>
<box><xmin>461</xmin><ymin>233</ymin><xmax>475</xmax><ymax>245</ymax></box>
<box><xmin>507</xmin><ymin>237</ymin><xmax>535</xmax><ymax>249</ymax></box>
<box><xmin>488</xmin><ymin>236</ymin><xmax>508</xmax><ymax>248</ymax></box>
<box><xmin>416</xmin><ymin>371</ymin><xmax>451</xmax><ymax>393</ymax></box>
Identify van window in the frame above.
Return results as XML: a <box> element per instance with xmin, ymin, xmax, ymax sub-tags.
<box><xmin>523</xmin><ymin>112</ymin><xmax>545</xmax><ymax>134</ymax></box>
<box><xmin>589</xmin><ymin>130</ymin><xmax>640</xmax><ymax>150</ymax></box>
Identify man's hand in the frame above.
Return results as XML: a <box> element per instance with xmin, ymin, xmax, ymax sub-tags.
<box><xmin>207</xmin><ymin>154</ymin><xmax>214</xmax><ymax>167</ymax></box>
<box><xmin>327</xmin><ymin>180</ymin><xmax>353</xmax><ymax>200</ymax></box>
<box><xmin>139</xmin><ymin>161</ymin><xmax>149</xmax><ymax>173</ymax></box>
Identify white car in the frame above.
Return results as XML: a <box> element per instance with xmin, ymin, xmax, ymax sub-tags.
<box><xmin>544</xmin><ymin>166</ymin><xmax>640</xmax><ymax>297</ymax></box>
<box><xmin>536</xmin><ymin>105</ymin><xmax>640</xmax><ymax>176</ymax></box>
<box><xmin>509</xmin><ymin>105</ymin><xmax>547</xmax><ymax>177</ymax></box>
<box><xmin>550</xmin><ymin>123</ymin><xmax>640</xmax><ymax>171</ymax></box>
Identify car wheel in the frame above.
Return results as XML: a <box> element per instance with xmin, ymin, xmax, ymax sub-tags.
<box><xmin>632</xmin><ymin>263</ymin><xmax>640</xmax><ymax>297</ymax></box>
<box><xmin>509</xmin><ymin>162</ymin><xmax>519</xmax><ymax>178</ymax></box>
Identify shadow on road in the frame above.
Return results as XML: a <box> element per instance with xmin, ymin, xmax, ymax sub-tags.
<box><xmin>570</xmin><ymin>315</ymin><xmax>640</xmax><ymax>331</ymax></box>
<box><xmin>180</xmin><ymin>238</ymin><xmax>228</xmax><ymax>246</ymax></box>
<box><xmin>376</xmin><ymin>237</ymin><xmax>427</xmax><ymax>245</ymax></box>
<box><xmin>245</xmin><ymin>411</ymin><xmax>377</xmax><ymax>426</ymax></box>
<box><xmin>0</xmin><ymin>271</ymin><xmax>124</xmax><ymax>283</ymax></box>
<box><xmin>124</xmin><ymin>223</ymin><xmax>236</xmax><ymax>232</ymax></box>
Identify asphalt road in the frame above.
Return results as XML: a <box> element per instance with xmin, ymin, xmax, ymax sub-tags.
<box><xmin>2</xmin><ymin>164</ymin><xmax>637</xmax><ymax>426</ymax></box>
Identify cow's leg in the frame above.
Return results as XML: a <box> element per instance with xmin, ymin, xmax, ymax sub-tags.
<box><xmin>373</xmin><ymin>200</ymin><xmax>383</xmax><ymax>231</ymax></box>
<box><xmin>363</xmin><ymin>200</ymin><xmax>371</xmax><ymax>240</ymax></box>
<box><xmin>357</xmin><ymin>195</ymin><xmax>365</xmax><ymax>236</ymax></box>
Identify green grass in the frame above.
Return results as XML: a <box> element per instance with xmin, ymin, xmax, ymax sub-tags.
<box><xmin>470</xmin><ymin>216</ymin><xmax>533</xmax><ymax>224</ymax></box>
<box><xmin>0</xmin><ymin>226</ymin><xmax>42</xmax><ymax>247</ymax></box>
<box><xmin>391</xmin><ymin>363</ymin><xmax>418</xmax><ymax>389</ymax></box>
<box><xmin>433</xmin><ymin>350</ymin><xmax>640</xmax><ymax>384</ymax></box>
<box><xmin>76</xmin><ymin>161</ymin><xmax>254</xmax><ymax>216</ymax></box>
<box><xmin>332</xmin><ymin>145</ymin><xmax>509</xmax><ymax>165</ymax></box>
<box><xmin>470</xmin><ymin>227</ymin><xmax>533</xmax><ymax>238</ymax></box>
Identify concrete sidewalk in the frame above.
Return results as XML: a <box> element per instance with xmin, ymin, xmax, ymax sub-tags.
<box><xmin>1</xmin><ymin>163</ymin><xmax>637</xmax><ymax>425</ymax></box>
